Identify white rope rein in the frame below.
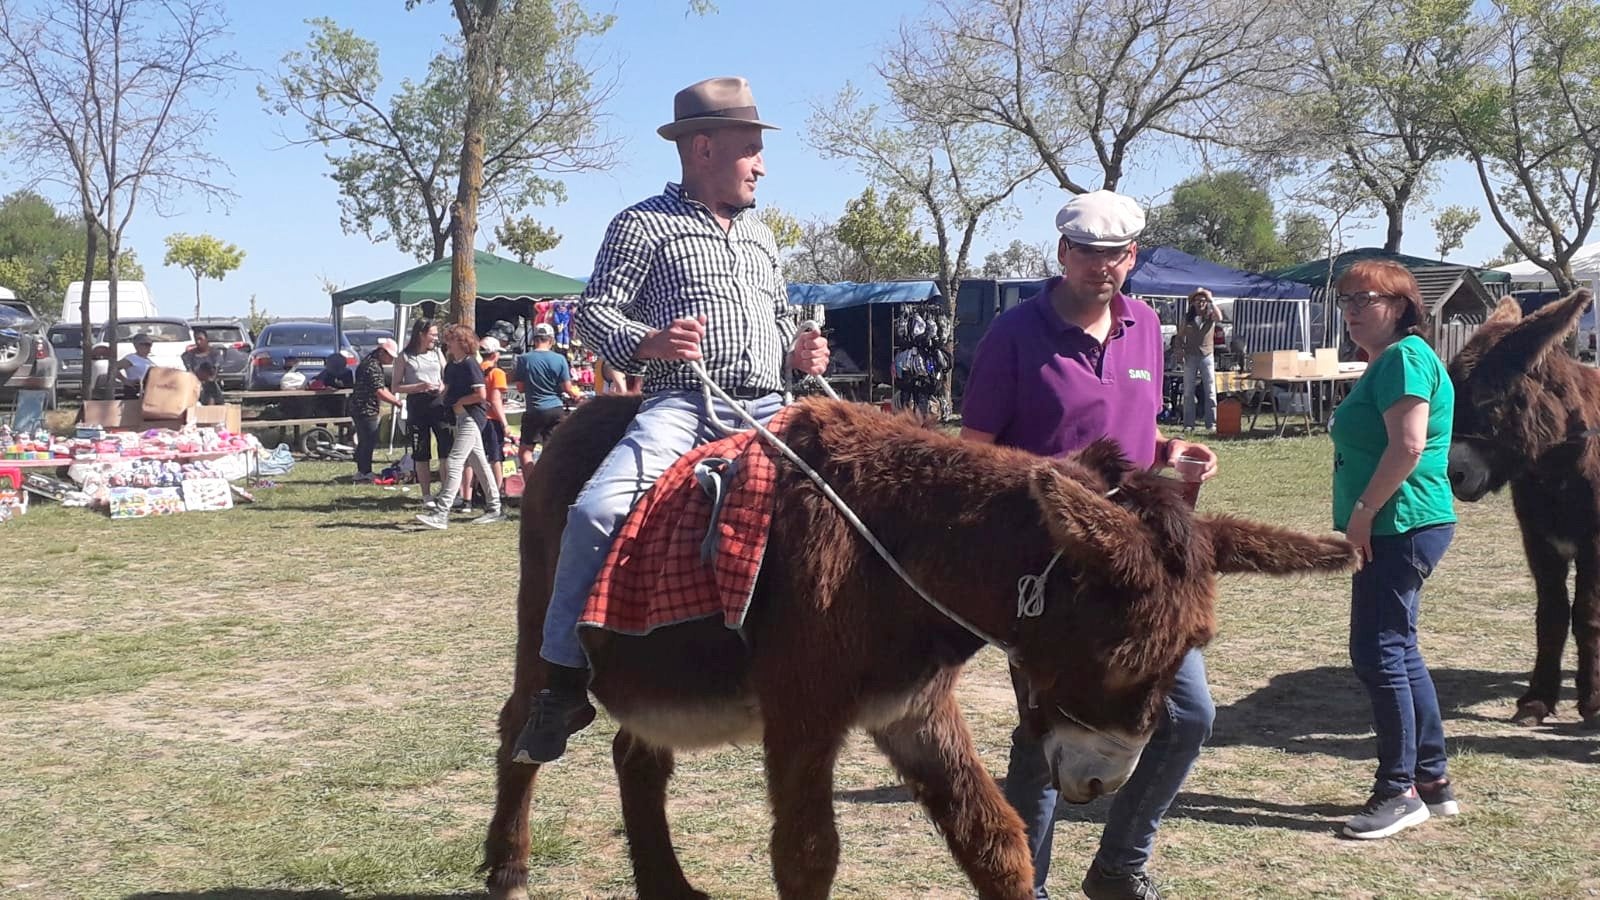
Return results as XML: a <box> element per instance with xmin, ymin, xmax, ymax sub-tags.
<box><xmin>685</xmin><ymin>356</ymin><xmax>1019</xmax><ymax>652</ymax></box>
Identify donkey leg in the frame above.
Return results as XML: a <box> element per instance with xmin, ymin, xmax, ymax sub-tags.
<box><xmin>870</xmin><ymin>691</ymin><xmax>1033</xmax><ymax>900</ymax></box>
<box><xmin>485</xmin><ymin>686</ymin><xmax>543</xmax><ymax>900</ymax></box>
<box><xmin>763</xmin><ymin>727</ymin><xmax>846</xmax><ymax>900</ymax></box>
<box><xmin>1518</xmin><ymin>537</ymin><xmax>1572</xmax><ymax>725</ymax></box>
<box><xmin>613</xmin><ymin>729</ymin><xmax>708</xmax><ymax>900</ymax></box>
<box><xmin>1572</xmin><ymin>552</ymin><xmax>1600</xmax><ymax>729</ymax></box>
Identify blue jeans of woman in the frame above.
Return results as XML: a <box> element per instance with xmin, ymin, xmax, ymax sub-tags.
<box><xmin>1004</xmin><ymin>648</ymin><xmax>1214</xmax><ymax>897</ymax></box>
<box><xmin>1349</xmin><ymin>523</ymin><xmax>1454</xmax><ymax>797</ymax></box>
<box><xmin>1181</xmin><ymin>353</ymin><xmax>1217</xmax><ymax>429</ymax></box>
<box><xmin>540</xmin><ymin>390</ymin><xmax>785</xmax><ymax>669</ymax></box>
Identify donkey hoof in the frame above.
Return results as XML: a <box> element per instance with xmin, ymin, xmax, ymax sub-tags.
<box><xmin>1512</xmin><ymin>701</ymin><xmax>1551</xmax><ymax>726</ymax></box>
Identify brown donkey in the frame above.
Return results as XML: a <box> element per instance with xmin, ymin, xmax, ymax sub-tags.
<box><xmin>1447</xmin><ymin>289</ymin><xmax>1600</xmax><ymax>728</ymax></box>
<box><xmin>484</xmin><ymin>397</ymin><xmax>1356</xmax><ymax>899</ymax></box>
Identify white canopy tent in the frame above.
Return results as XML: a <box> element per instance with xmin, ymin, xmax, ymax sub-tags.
<box><xmin>1493</xmin><ymin>241</ymin><xmax>1600</xmax><ymax>286</ymax></box>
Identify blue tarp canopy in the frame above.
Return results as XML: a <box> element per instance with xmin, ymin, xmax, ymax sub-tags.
<box><xmin>1128</xmin><ymin>246</ymin><xmax>1312</xmax><ymax>300</ymax></box>
<box><xmin>787</xmin><ymin>280</ymin><xmax>940</xmax><ymax>310</ymax></box>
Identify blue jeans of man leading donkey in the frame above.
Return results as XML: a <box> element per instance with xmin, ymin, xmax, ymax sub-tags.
<box><xmin>1005</xmin><ymin>648</ymin><xmax>1214</xmax><ymax>897</ymax></box>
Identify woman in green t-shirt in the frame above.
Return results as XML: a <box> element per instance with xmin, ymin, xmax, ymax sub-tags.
<box><xmin>1328</xmin><ymin>260</ymin><xmax>1459</xmax><ymax>841</ymax></box>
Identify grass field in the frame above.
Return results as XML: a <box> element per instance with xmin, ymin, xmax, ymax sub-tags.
<box><xmin>1</xmin><ymin>430</ymin><xmax>1596</xmax><ymax>899</ymax></box>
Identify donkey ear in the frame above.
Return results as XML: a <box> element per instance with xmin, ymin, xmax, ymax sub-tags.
<box><xmin>1199</xmin><ymin>514</ymin><xmax>1358</xmax><ymax>575</ymax></box>
<box><xmin>1486</xmin><ymin>295</ymin><xmax>1523</xmax><ymax>326</ymax></box>
<box><xmin>1029</xmin><ymin>465</ymin><xmax>1159</xmax><ymax>590</ymax></box>
<box><xmin>1489</xmin><ymin>289</ymin><xmax>1591</xmax><ymax>368</ymax></box>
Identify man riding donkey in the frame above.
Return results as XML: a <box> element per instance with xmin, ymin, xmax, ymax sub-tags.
<box><xmin>511</xmin><ymin>76</ymin><xmax>830</xmax><ymax>765</ymax></box>
<box><xmin>962</xmin><ymin>190</ymin><xmax>1219</xmax><ymax>900</ymax></box>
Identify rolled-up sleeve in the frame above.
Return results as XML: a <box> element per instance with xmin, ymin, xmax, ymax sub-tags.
<box><xmin>574</xmin><ymin>211</ymin><xmax>654</xmax><ymax>368</ymax></box>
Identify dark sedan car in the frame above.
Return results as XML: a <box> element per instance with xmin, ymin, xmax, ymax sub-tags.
<box><xmin>247</xmin><ymin>321</ymin><xmax>357</xmax><ymax>390</ymax></box>
<box><xmin>47</xmin><ymin>322</ymin><xmax>98</xmax><ymax>399</ymax></box>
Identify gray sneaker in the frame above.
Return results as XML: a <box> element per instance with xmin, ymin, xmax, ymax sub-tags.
<box><xmin>1344</xmin><ymin>786</ymin><xmax>1429</xmax><ymax>839</ymax></box>
<box><xmin>471</xmin><ymin>510</ymin><xmax>505</xmax><ymax>525</ymax></box>
<box><xmin>1418</xmin><ymin>779</ymin><xmax>1460</xmax><ymax>817</ymax></box>
<box><xmin>1082</xmin><ymin>865</ymin><xmax>1162</xmax><ymax>900</ymax></box>
<box><xmin>415</xmin><ymin>509</ymin><xmax>450</xmax><ymax>530</ymax></box>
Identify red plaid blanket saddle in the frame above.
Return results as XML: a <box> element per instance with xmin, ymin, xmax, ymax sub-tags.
<box><xmin>579</xmin><ymin>406</ymin><xmax>795</xmax><ymax>636</ymax></box>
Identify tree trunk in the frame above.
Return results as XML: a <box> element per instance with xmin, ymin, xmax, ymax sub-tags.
<box><xmin>194</xmin><ymin>273</ymin><xmax>202</xmax><ymax>319</ymax></box>
<box><xmin>1383</xmin><ymin>203</ymin><xmax>1404</xmax><ymax>253</ymax></box>
<box><xmin>105</xmin><ymin>239</ymin><xmax>120</xmax><ymax>402</ymax></box>
<box><xmin>448</xmin><ymin>0</ymin><xmax>499</xmax><ymax>330</ymax></box>
<box><xmin>80</xmin><ymin>223</ymin><xmax>98</xmax><ymax>399</ymax></box>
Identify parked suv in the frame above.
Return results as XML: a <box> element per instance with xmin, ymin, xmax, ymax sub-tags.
<box><xmin>247</xmin><ymin>321</ymin><xmax>356</xmax><ymax>390</ymax></box>
<box><xmin>188</xmin><ymin>316</ymin><xmax>254</xmax><ymax>389</ymax></box>
<box><xmin>0</xmin><ymin>296</ymin><xmax>59</xmax><ymax>408</ymax></box>
<box><xmin>47</xmin><ymin>322</ymin><xmax>97</xmax><ymax>399</ymax></box>
<box><xmin>106</xmin><ymin>317</ymin><xmax>194</xmax><ymax>372</ymax></box>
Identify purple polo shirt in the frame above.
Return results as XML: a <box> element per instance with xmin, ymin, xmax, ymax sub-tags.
<box><xmin>961</xmin><ymin>279</ymin><xmax>1162</xmax><ymax>466</ymax></box>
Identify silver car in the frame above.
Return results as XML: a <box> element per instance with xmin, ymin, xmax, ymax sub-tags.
<box><xmin>0</xmin><ymin>299</ymin><xmax>59</xmax><ymax>408</ymax></box>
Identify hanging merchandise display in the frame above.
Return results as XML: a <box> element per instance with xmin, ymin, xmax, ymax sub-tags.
<box><xmin>891</xmin><ymin>300</ymin><xmax>954</xmax><ymax>419</ymax></box>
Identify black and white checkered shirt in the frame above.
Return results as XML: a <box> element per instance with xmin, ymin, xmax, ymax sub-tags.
<box><xmin>576</xmin><ymin>182</ymin><xmax>798</xmax><ymax>395</ymax></box>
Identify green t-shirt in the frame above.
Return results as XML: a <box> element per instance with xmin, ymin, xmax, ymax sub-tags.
<box><xmin>1329</xmin><ymin>335</ymin><xmax>1457</xmax><ymax>535</ymax></box>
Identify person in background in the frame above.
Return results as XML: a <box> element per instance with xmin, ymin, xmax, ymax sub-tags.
<box><xmin>463</xmin><ymin>336</ymin><xmax>511</xmax><ymax>507</ymax></box>
<box><xmin>514</xmin><ymin>322</ymin><xmax>583</xmax><ymax>472</ymax></box>
<box><xmin>309</xmin><ymin>352</ymin><xmax>355</xmax><ymax>390</ymax></box>
<box><xmin>392</xmin><ymin>319</ymin><xmax>452</xmax><ymax>501</ymax></box>
<box><xmin>961</xmin><ymin>190</ymin><xmax>1218</xmax><ymax>900</ymax></box>
<box><xmin>415</xmin><ymin>323</ymin><xmax>503</xmax><ymax>529</ymax></box>
<box><xmin>194</xmin><ymin>360</ymin><xmax>226</xmax><ymax>407</ymax></box>
<box><xmin>350</xmin><ymin>337</ymin><xmax>404</xmax><ymax>484</ymax></box>
<box><xmin>1329</xmin><ymin>259</ymin><xmax>1459</xmax><ymax>840</ymax></box>
<box><xmin>183</xmin><ymin>328</ymin><xmax>222</xmax><ymax>373</ymax></box>
<box><xmin>116</xmin><ymin>334</ymin><xmax>156</xmax><ymax>395</ymax></box>
<box><xmin>1176</xmin><ymin>287</ymin><xmax>1221</xmax><ymax>432</ymax></box>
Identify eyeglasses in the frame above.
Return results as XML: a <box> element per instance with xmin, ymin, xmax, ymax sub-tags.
<box><xmin>1065</xmin><ymin>242</ymin><xmax>1133</xmax><ymax>264</ymax></box>
<box><xmin>1335</xmin><ymin>291</ymin><xmax>1400</xmax><ymax>311</ymax></box>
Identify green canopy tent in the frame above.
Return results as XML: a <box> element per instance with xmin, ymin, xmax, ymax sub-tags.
<box><xmin>330</xmin><ymin>251</ymin><xmax>587</xmax><ymax>451</ymax></box>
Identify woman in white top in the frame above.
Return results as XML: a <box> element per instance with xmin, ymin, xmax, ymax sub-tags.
<box><xmin>116</xmin><ymin>335</ymin><xmax>156</xmax><ymax>396</ymax></box>
<box><xmin>391</xmin><ymin>319</ymin><xmax>453</xmax><ymax>500</ymax></box>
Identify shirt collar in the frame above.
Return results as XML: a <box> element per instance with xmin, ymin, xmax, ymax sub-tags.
<box><xmin>1031</xmin><ymin>277</ymin><xmax>1138</xmax><ymax>337</ymax></box>
<box><xmin>665</xmin><ymin>181</ymin><xmax>756</xmax><ymax>218</ymax></box>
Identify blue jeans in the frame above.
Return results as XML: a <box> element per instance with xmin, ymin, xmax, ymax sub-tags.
<box><xmin>1181</xmin><ymin>354</ymin><xmax>1217</xmax><ymax>429</ymax></box>
<box><xmin>1005</xmin><ymin>649</ymin><xmax>1214</xmax><ymax>896</ymax></box>
<box><xmin>1349</xmin><ymin>523</ymin><xmax>1454</xmax><ymax>797</ymax></box>
<box><xmin>540</xmin><ymin>390</ymin><xmax>785</xmax><ymax>669</ymax></box>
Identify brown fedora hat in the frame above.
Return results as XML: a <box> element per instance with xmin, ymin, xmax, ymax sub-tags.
<box><xmin>657</xmin><ymin>75</ymin><xmax>780</xmax><ymax>141</ymax></box>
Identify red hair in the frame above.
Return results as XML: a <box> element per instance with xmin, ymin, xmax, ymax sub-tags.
<box><xmin>1336</xmin><ymin>260</ymin><xmax>1426</xmax><ymax>337</ymax></box>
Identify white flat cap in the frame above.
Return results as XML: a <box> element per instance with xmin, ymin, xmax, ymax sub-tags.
<box><xmin>1055</xmin><ymin>190</ymin><xmax>1146</xmax><ymax>247</ymax></box>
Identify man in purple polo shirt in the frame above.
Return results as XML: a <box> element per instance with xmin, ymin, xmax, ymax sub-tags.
<box><xmin>962</xmin><ymin>190</ymin><xmax>1218</xmax><ymax>900</ymax></box>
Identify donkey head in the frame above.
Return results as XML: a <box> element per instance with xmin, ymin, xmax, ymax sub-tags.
<box><xmin>1010</xmin><ymin>446</ymin><xmax>1355</xmax><ymax>803</ymax></box>
<box><xmin>1447</xmin><ymin>290</ymin><xmax>1594</xmax><ymax>501</ymax></box>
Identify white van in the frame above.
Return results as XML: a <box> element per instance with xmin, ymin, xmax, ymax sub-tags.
<box><xmin>62</xmin><ymin>280</ymin><xmax>158</xmax><ymax>325</ymax></box>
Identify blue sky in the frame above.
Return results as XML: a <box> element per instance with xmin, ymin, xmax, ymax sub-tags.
<box><xmin>3</xmin><ymin>0</ymin><xmax>1511</xmax><ymax>320</ymax></box>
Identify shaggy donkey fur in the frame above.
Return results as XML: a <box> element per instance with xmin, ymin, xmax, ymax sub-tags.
<box><xmin>483</xmin><ymin>396</ymin><xmax>1355</xmax><ymax>899</ymax></box>
<box><xmin>1447</xmin><ymin>289</ymin><xmax>1600</xmax><ymax>728</ymax></box>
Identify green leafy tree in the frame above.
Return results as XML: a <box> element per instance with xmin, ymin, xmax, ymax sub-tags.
<box><xmin>834</xmin><ymin>188</ymin><xmax>939</xmax><ymax>282</ymax></box>
<box><xmin>493</xmin><ymin>216</ymin><xmax>561</xmax><ymax>265</ymax></box>
<box><xmin>980</xmin><ymin>240</ymin><xmax>1056</xmax><ymax>278</ymax></box>
<box><xmin>1431</xmin><ymin>205</ymin><xmax>1481</xmax><ymax>259</ymax></box>
<box><xmin>1261</xmin><ymin>0</ymin><xmax>1481</xmax><ymax>252</ymax></box>
<box><xmin>163</xmin><ymin>232</ymin><xmax>244</xmax><ymax>318</ymax></box>
<box><xmin>0</xmin><ymin>191</ymin><xmax>144</xmax><ymax>323</ymax></box>
<box><xmin>1451</xmin><ymin>0</ymin><xmax>1600</xmax><ymax>292</ymax></box>
<box><xmin>1279</xmin><ymin>211</ymin><xmax>1329</xmax><ymax>263</ymax></box>
<box><xmin>264</xmin><ymin>4</ymin><xmax>617</xmax><ymax>326</ymax></box>
<box><xmin>1143</xmin><ymin>171</ymin><xmax>1287</xmax><ymax>271</ymax></box>
<box><xmin>756</xmin><ymin>207</ymin><xmax>803</xmax><ymax>253</ymax></box>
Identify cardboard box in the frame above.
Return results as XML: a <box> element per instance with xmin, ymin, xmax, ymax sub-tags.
<box><xmin>80</xmin><ymin>399</ymin><xmax>142</xmax><ymax>429</ymax></box>
<box><xmin>139</xmin><ymin>408</ymin><xmax>197</xmax><ymax>431</ymax></box>
<box><xmin>195</xmin><ymin>403</ymin><xmax>242</xmax><ymax>434</ymax></box>
<box><xmin>1252</xmin><ymin>348</ymin><xmax>1340</xmax><ymax>380</ymax></box>
<box><xmin>142</xmin><ymin>367</ymin><xmax>200</xmax><ymax>418</ymax></box>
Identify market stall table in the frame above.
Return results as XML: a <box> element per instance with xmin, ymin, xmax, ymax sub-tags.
<box><xmin>226</xmin><ymin>388</ymin><xmax>355</xmax><ymax>452</ymax></box>
<box><xmin>1248</xmin><ymin>369</ymin><xmax>1365</xmax><ymax>437</ymax></box>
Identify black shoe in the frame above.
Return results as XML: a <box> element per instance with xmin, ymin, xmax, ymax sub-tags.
<box><xmin>511</xmin><ymin>685</ymin><xmax>596</xmax><ymax>764</ymax></box>
<box><xmin>1343</xmin><ymin>786</ymin><xmax>1430</xmax><ymax>839</ymax></box>
<box><xmin>1418</xmin><ymin>779</ymin><xmax>1460</xmax><ymax>817</ymax></box>
<box><xmin>1082</xmin><ymin>865</ymin><xmax>1162</xmax><ymax>900</ymax></box>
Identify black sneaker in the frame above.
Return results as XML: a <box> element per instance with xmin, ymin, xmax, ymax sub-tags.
<box><xmin>1343</xmin><ymin>786</ymin><xmax>1430</xmax><ymax>839</ymax></box>
<box><xmin>1417</xmin><ymin>779</ymin><xmax>1460</xmax><ymax>817</ymax></box>
<box><xmin>511</xmin><ymin>686</ymin><xmax>596</xmax><ymax>765</ymax></box>
<box><xmin>1082</xmin><ymin>865</ymin><xmax>1162</xmax><ymax>900</ymax></box>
